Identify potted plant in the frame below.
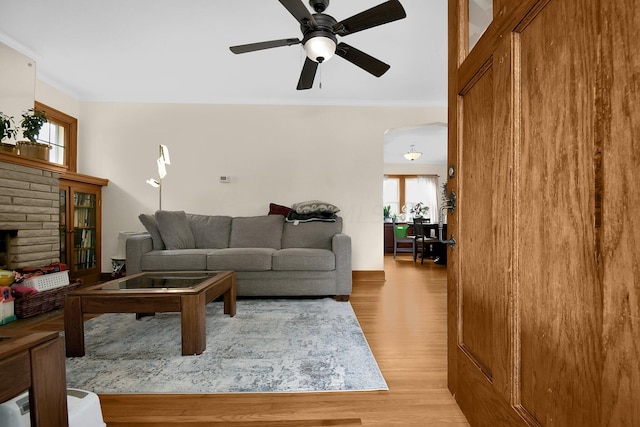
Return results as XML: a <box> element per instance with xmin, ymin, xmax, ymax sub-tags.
<box><xmin>383</xmin><ymin>205</ymin><xmax>391</xmax><ymax>220</ymax></box>
<box><xmin>0</xmin><ymin>112</ymin><xmax>18</xmax><ymax>154</ymax></box>
<box><xmin>17</xmin><ymin>109</ymin><xmax>49</xmax><ymax>160</ymax></box>
<box><xmin>411</xmin><ymin>202</ymin><xmax>429</xmax><ymax>218</ymax></box>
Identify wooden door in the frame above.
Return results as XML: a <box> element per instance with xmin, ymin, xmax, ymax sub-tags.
<box><xmin>447</xmin><ymin>0</ymin><xmax>640</xmax><ymax>426</ymax></box>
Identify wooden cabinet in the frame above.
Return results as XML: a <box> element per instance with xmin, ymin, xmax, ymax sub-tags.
<box><xmin>0</xmin><ymin>330</ymin><xmax>68</xmax><ymax>427</ymax></box>
<box><xmin>59</xmin><ymin>173</ymin><xmax>108</xmax><ymax>284</ymax></box>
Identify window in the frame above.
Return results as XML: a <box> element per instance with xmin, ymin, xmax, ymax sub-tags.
<box><xmin>383</xmin><ymin>177</ymin><xmax>400</xmax><ymax>217</ymax></box>
<box><xmin>34</xmin><ymin>101</ymin><xmax>77</xmax><ymax>171</ymax></box>
<box><xmin>384</xmin><ymin>175</ymin><xmax>440</xmax><ymax>223</ymax></box>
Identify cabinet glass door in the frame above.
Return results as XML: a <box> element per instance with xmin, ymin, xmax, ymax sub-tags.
<box><xmin>59</xmin><ymin>188</ymin><xmax>67</xmax><ymax>265</ymax></box>
<box><xmin>72</xmin><ymin>190</ymin><xmax>97</xmax><ymax>272</ymax></box>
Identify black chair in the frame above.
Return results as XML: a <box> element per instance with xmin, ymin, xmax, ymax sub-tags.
<box><xmin>412</xmin><ymin>217</ymin><xmax>440</xmax><ymax>264</ymax></box>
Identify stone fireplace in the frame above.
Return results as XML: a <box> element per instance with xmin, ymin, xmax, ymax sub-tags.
<box><xmin>0</xmin><ymin>161</ymin><xmax>60</xmax><ymax>270</ymax></box>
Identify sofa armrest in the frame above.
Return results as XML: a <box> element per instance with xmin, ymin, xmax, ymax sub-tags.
<box><xmin>126</xmin><ymin>233</ymin><xmax>153</xmax><ymax>275</ymax></box>
<box><xmin>332</xmin><ymin>233</ymin><xmax>352</xmax><ymax>295</ymax></box>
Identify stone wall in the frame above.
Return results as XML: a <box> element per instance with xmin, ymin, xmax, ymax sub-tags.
<box><xmin>0</xmin><ymin>161</ymin><xmax>60</xmax><ymax>269</ymax></box>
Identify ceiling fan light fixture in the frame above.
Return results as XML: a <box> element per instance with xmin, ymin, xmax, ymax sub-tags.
<box><xmin>404</xmin><ymin>145</ymin><xmax>422</xmax><ymax>161</ymax></box>
<box><xmin>304</xmin><ymin>35</ymin><xmax>336</xmax><ymax>63</ymax></box>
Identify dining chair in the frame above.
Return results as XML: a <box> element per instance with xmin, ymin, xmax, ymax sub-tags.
<box><xmin>392</xmin><ymin>217</ymin><xmax>415</xmax><ymax>260</ymax></box>
<box><xmin>412</xmin><ymin>217</ymin><xmax>440</xmax><ymax>264</ymax></box>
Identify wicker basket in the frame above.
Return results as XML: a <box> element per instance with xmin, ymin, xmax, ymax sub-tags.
<box><xmin>14</xmin><ymin>280</ymin><xmax>82</xmax><ymax>318</ymax></box>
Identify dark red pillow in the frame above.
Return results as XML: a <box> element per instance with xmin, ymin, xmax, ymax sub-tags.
<box><xmin>269</xmin><ymin>203</ymin><xmax>292</xmax><ymax>216</ymax></box>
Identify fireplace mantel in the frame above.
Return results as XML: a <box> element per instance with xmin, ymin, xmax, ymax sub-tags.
<box><xmin>0</xmin><ymin>150</ymin><xmax>67</xmax><ymax>173</ymax></box>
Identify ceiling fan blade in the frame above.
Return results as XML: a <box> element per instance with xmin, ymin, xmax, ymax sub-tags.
<box><xmin>296</xmin><ymin>57</ymin><xmax>319</xmax><ymax>90</ymax></box>
<box><xmin>333</xmin><ymin>0</ymin><xmax>406</xmax><ymax>36</ymax></box>
<box><xmin>230</xmin><ymin>38</ymin><xmax>301</xmax><ymax>54</ymax></box>
<box><xmin>279</xmin><ymin>0</ymin><xmax>318</xmax><ymax>28</ymax></box>
<box><xmin>335</xmin><ymin>42</ymin><xmax>390</xmax><ymax>77</ymax></box>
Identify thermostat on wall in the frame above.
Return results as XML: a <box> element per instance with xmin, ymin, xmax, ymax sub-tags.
<box><xmin>219</xmin><ymin>176</ymin><xmax>231</xmax><ymax>183</ymax></box>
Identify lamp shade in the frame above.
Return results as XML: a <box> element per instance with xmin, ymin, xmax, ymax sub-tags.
<box><xmin>304</xmin><ymin>36</ymin><xmax>336</xmax><ymax>62</ymax></box>
<box><xmin>403</xmin><ymin>145</ymin><xmax>422</xmax><ymax>161</ymax></box>
<box><xmin>159</xmin><ymin>144</ymin><xmax>170</xmax><ymax>165</ymax></box>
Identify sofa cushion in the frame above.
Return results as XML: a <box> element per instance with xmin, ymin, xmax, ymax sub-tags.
<box><xmin>281</xmin><ymin>217</ymin><xmax>342</xmax><ymax>250</ymax></box>
<box><xmin>229</xmin><ymin>215</ymin><xmax>284</xmax><ymax>249</ymax></box>
<box><xmin>207</xmin><ymin>248</ymin><xmax>275</xmax><ymax>271</ymax></box>
<box><xmin>141</xmin><ymin>249</ymin><xmax>209</xmax><ymax>271</ymax></box>
<box><xmin>155</xmin><ymin>210</ymin><xmax>196</xmax><ymax>250</ymax></box>
<box><xmin>138</xmin><ymin>214</ymin><xmax>165</xmax><ymax>250</ymax></box>
<box><xmin>272</xmin><ymin>248</ymin><xmax>335</xmax><ymax>271</ymax></box>
<box><xmin>187</xmin><ymin>214</ymin><xmax>232</xmax><ymax>249</ymax></box>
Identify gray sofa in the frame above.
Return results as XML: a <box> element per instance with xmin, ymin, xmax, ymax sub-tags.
<box><xmin>125</xmin><ymin>211</ymin><xmax>352</xmax><ymax>299</ymax></box>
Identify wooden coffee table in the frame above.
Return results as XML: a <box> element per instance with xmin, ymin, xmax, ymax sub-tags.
<box><xmin>64</xmin><ymin>270</ymin><xmax>236</xmax><ymax>357</ymax></box>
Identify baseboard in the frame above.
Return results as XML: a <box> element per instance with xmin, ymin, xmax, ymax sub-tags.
<box><xmin>101</xmin><ymin>271</ymin><xmax>386</xmax><ymax>283</ymax></box>
<box><xmin>352</xmin><ymin>270</ymin><xmax>385</xmax><ymax>282</ymax></box>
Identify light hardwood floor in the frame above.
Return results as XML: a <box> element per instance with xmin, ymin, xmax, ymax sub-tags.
<box><xmin>11</xmin><ymin>255</ymin><xmax>469</xmax><ymax>426</ymax></box>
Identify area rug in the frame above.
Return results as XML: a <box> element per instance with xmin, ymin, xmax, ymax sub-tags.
<box><xmin>65</xmin><ymin>298</ymin><xmax>388</xmax><ymax>394</ymax></box>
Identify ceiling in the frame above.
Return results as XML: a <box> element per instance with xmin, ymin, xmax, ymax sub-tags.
<box><xmin>0</xmin><ymin>0</ymin><xmax>448</xmax><ymax>163</ymax></box>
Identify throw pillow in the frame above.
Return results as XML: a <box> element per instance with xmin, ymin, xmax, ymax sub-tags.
<box><xmin>138</xmin><ymin>214</ymin><xmax>165</xmax><ymax>250</ymax></box>
<box><xmin>268</xmin><ymin>203</ymin><xmax>292</xmax><ymax>216</ymax></box>
<box><xmin>155</xmin><ymin>210</ymin><xmax>196</xmax><ymax>250</ymax></box>
<box><xmin>292</xmin><ymin>200</ymin><xmax>340</xmax><ymax>214</ymax></box>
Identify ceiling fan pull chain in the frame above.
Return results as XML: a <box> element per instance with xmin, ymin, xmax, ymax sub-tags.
<box><xmin>319</xmin><ymin>63</ymin><xmax>323</xmax><ymax>89</ymax></box>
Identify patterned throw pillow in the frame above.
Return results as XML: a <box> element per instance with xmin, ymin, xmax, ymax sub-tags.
<box><xmin>292</xmin><ymin>200</ymin><xmax>340</xmax><ymax>215</ymax></box>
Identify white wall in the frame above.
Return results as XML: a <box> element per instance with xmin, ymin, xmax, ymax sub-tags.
<box><xmin>35</xmin><ymin>80</ymin><xmax>80</xmax><ymax>118</ymax></box>
<box><xmin>34</xmin><ymin>84</ymin><xmax>447</xmax><ymax>272</ymax></box>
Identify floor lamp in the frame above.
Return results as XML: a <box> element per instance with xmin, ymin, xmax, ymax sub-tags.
<box><xmin>146</xmin><ymin>144</ymin><xmax>170</xmax><ymax>210</ymax></box>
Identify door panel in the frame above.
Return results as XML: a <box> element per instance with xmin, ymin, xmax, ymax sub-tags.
<box><xmin>455</xmin><ymin>41</ymin><xmax>518</xmax><ymax>427</ymax></box>
<box><xmin>601</xmin><ymin>1</ymin><xmax>640</xmax><ymax>425</ymax></box>
<box><xmin>459</xmin><ymin>62</ymin><xmax>497</xmax><ymax>380</ymax></box>
<box><xmin>517</xmin><ymin>1</ymin><xmax>601</xmax><ymax>425</ymax></box>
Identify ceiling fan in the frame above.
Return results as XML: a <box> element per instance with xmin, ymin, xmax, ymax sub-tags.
<box><xmin>229</xmin><ymin>0</ymin><xmax>407</xmax><ymax>90</ymax></box>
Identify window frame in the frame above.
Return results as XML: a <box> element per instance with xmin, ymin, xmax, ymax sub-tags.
<box><xmin>384</xmin><ymin>174</ymin><xmax>440</xmax><ymax>219</ymax></box>
<box><xmin>34</xmin><ymin>101</ymin><xmax>77</xmax><ymax>171</ymax></box>
<box><xmin>385</xmin><ymin>174</ymin><xmax>423</xmax><ymax>212</ymax></box>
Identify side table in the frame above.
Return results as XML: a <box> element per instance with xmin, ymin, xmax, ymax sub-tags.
<box><xmin>0</xmin><ymin>330</ymin><xmax>68</xmax><ymax>426</ymax></box>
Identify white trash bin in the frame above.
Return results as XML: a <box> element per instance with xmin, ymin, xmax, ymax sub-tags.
<box><xmin>0</xmin><ymin>388</ymin><xmax>105</xmax><ymax>427</ymax></box>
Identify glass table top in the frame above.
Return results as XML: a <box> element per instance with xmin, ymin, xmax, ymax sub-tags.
<box><xmin>100</xmin><ymin>272</ymin><xmax>220</xmax><ymax>290</ymax></box>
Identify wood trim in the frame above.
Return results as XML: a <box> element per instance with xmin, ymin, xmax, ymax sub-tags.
<box><xmin>447</xmin><ymin>0</ymin><xmax>462</xmax><ymax>398</ymax></box>
<box><xmin>352</xmin><ymin>270</ymin><xmax>385</xmax><ymax>282</ymax></box>
<box><xmin>0</xmin><ymin>151</ymin><xmax>68</xmax><ymax>173</ymax></box>
<box><xmin>35</xmin><ymin>101</ymin><xmax>78</xmax><ymax>172</ymax></box>
<box><xmin>104</xmin><ymin>271</ymin><xmax>388</xmax><ymax>284</ymax></box>
<box><xmin>60</xmin><ymin>171</ymin><xmax>108</xmax><ymax>187</ymax></box>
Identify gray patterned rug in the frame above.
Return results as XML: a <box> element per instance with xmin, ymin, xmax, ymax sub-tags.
<box><xmin>65</xmin><ymin>298</ymin><xmax>387</xmax><ymax>394</ymax></box>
